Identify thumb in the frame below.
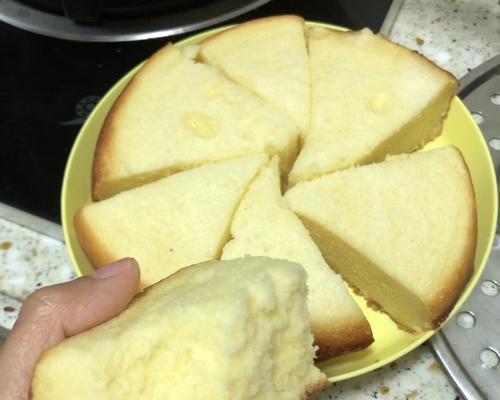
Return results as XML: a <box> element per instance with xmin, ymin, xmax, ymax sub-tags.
<box><xmin>0</xmin><ymin>257</ymin><xmax>140</xmax><ymax>400</ymax></box>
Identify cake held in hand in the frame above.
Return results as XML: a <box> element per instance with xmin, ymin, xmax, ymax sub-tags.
<box><xmin>93</xmin><ymin>44</ymin><xmax>298</xmax><ymax>200</ymax></box>
<box><xmin>222</xmin><ymin>157</ymin><xmax>373</xmax><ymax>359</ymax></box>
<box><xmin>286</xmin><ymin>146</ymin><xmax>477</xmax><ymax>332</ymax></box>
<box><xmin>289</xmin><ymin>28</ymin><xmax>458</xmax><ymax>185</ymax></box>
<box><xmin>32</xmin><ymin>257</ymin><xmax>330</xmax><ymax>400</ymax></box>
<box><xmin>200</xmin><ymin>15</ymin><xmax>310</xmax><ymax>132</ymax></box>
<box><xmin>76</xmin><ymin>154</ymin><xmax>267</xmax><ymax>288</ymax></box>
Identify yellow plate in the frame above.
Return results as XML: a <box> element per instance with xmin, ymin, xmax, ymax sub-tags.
<box><xmin>61</xmin><ymin>22</ymin><xmax>498</xmax><ymax>382</ymax></box>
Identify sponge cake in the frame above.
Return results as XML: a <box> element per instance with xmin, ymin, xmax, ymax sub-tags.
<box><xmin>32</xmin><ymin>257</ymin><xmax>330</xmax><ymax>400</ymax></box>
<box><xmin>222</xmin><ymin>157</ymin><xmax>373</xmax><ymax>359</ymax></box>
<box><xmin>76</xmin><ymin>154</ymin><xmax>267</xmax><ymax>288</ymax></box>
<box><xmin>289</xmin><ymin>28</ymin><xmax>458</xmax><ymax>185</ymax></box>
<box><xmin>200</xmin><ymin>15</ymin><xmax>310</xmax><ymax>132</ymax></box>
<box><xmin>286</xmin><ymin>147</ymin><xmax>476</xmax><ymax>332</ymax></box>
<box><xmin>93</xmin><ymin>45</ymin><xmax>298</xmax><ymax>200</ymax></box>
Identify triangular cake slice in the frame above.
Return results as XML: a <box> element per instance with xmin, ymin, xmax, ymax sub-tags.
<box><xmin>199</xmin><ymin>15</ymin><xmax>310</xmax><ymax>132</ymax></box>
<box><xmin>33</xmin><ymin>257</ymin><xmax>330</xmax><ymax>400</ymax></box>
<box><xmin>93</xmin><ymin>44</ymin><xmax>298</xmax><ymax>200</ymax></box>
<box><xmin>76</xmin><ymin>154</ymin><xmax>267</xmax><ymax>287</ymax></box>
<box><xmin>222</xmin><ymin>157</ymin><xmax>373</xmax><ymax>359</ymax></box>
<box><xmin>286</xmin><ymin>147</ymin><xmax>476</xmax><ymax>332</ymax></box>
<box><xmin>289</xmin><ymin>28</ymin><xmax>458</xmax><ymax>185</ymax></box>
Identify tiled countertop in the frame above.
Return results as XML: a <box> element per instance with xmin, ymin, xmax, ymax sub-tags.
<box><xmin>0</xmin><ymin>219</ymin><xmax>75</xmax><ymax>329</ymax></box>
<box><xmin>390</xmin><ymin>0</ymin><xmax>500</xmax><ymax>79</ymax></box>
<box><xmin>1</xmin><ymin>0</ymin><xmax>499</xmax><ymax>399</ymax></box>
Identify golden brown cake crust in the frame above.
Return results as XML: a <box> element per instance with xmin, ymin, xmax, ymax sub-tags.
<box><xmin>427</xmin><ymin>149</ymin><xmax>477</xmax><ymax>327</ymax></box>
<box><xmin>92</xmin><ymin>44</ymin><xmax>179</xmax><ymax>201</ymax></box>
<box><xmin>92</xmin><ymin>67</ymin><xmax>134</xmax><ymax>201</ymax></box>
<box><xmin>73</xmin><ymin>207</ymin><xmax>115</xmax><ymax>272</ymax></box>
<box><xmin>92</xmin><ymin>111</ymin><xmax>116</xmax><ymax>201</ymax></box>
<box><xmin>314</xmin><ymin>319</ymin><xmax>374</xmax><ymax>361</ymax></box>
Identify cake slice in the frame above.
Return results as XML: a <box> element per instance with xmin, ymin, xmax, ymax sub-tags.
<box><xmin>32</xmin><ymin>257</ymin><xmax>330</xmax><ymax>400</ymax></box>
<box><xmin>288</xmin><ymin>28</ymin><xmax>458</xmax><ymax>185</ymax></box>
<box><xmin>222</xmin><ymin>157</ymin><xmax>373</xmax><ymax>359</ymax></box>
<box><xmin>93</xmin><ymin>44</ymin><xmax>298</xmax><ymax>200</ymax></box>
<box><xmin>199</xmin><ymin>15</ymin><xmax>310</xmax><ymax>132</ymax></box>
<box><xmin>286</xmin><ymin>147</ymin><xmax>476</xmax><ymax>332</ymax></box>
<box><xmin>76</xmin><ymin>154</ymin><xmax>267</xmax><ymax>288</ymax></box>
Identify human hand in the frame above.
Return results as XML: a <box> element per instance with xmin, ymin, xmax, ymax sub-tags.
<box><xmin>0</xmin><ymin>258</ymin><xmax>140</xmax><ymax>400</ymax></box>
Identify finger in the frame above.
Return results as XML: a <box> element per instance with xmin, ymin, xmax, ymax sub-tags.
<box><xmin>0</xmin><ymin>257</ymin><xmax>140</xmax><ymax>400</ymax></box>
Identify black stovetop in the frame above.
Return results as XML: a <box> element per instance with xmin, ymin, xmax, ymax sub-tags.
<box><xmin>0</xmin><ymin>0</ymin><xmax>393</xmax><ymax>223</ymax></box>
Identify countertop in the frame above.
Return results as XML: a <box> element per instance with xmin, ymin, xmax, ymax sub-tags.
<box><xmin>1</xmin><ymin>0</ymin><xmax>499</xmax><ymax>398</ymax></box>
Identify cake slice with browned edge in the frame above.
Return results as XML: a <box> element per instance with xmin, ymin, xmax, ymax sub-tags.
<box><xmin>199</xmin><ymin>15</ymin><xmax>310</xmax><ymax>133</ymax></box>
<box><xmin>289</xmin><ymin>28</ymin><xmax>458</xmax><ymax>185</ymax></box>
<box><xmin>93</xmin><ymin>44</ymin><xmax>298</xmax><ymax>200</ymax></box>
<box><xmin>76</xmin><ymin>154</ymin><xmax>267</xmax><ymax>288</ymax></box>
<box><xmin>222</xmin><ymin>157</ymin><xmax>373</xmax><ymax>359</ymax></box>
<box><xmin>32</xmin><ymin>257</ymin><xmax>330</xmax><ymax>400</ymax></box>
<box><xmin>286</xmin><ymin>147</ymin><xmax>476</xmax><ymax>332</ymax></box>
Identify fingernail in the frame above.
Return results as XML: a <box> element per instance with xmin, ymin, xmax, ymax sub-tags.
<box><xmin>91</xmin><ymin>258</ymin><xmax>135</xmax><ymax>279</ymax></box>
